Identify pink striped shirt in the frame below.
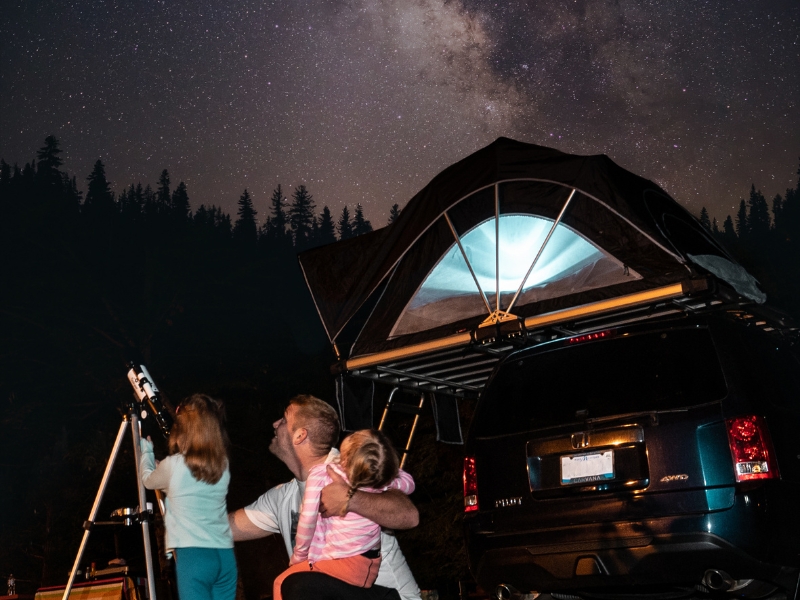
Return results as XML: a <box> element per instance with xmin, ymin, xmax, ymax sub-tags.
<box><xmin>289</xmin><ymin>462</ymin><xmax>415</xmax><ymax>565</ymax></box>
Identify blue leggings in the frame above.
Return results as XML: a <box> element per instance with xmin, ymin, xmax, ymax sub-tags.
<box><xmin>174</xmin><ymin>547</ymin><xmax>237</xmax><ymax>600</ymax></box>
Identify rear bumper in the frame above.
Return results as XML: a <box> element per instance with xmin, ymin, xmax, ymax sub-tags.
<box><xmin>466</xmin><ymin>519</ymin><xmax>800</xmax><ymax>595</ymax></box>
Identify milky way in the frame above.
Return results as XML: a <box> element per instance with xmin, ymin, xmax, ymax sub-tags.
<box><xmin>1</xmin><ymin>0</ymin><xmax>798</xmax><ymax>226</ymax></box>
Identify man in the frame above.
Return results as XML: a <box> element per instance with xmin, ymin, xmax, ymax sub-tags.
<box><xmin>228</xmin><ymin>395</ymin><xmax>421</xmax><ymax>600</ymax></box>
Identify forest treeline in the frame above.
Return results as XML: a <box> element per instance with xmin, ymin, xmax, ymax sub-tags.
<box><xmin>0</xmin><ymin>136</ymin><xmax>402</xmax><ymax>254</ymax></box>
<box><xmin>0</xmin><ymin>137</ymin><xmax>461</xmax><ymax>598</ymax></box>
<box><xmin>1</xmin><ymin>136</ymin><xmax>798</xmax><ymax>599</ymax></box>
<box><xmin>698</xmin><ymin>162</ymin><xmax>800</xmax><ymax>314</ymax></box>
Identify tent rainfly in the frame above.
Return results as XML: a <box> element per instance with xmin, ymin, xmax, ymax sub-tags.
<box><xmin>299</xmin><ymin>137</ymin><xmax>766</xmax><ymax>400</ymax></box>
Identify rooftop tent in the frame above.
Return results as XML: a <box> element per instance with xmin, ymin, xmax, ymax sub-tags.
<box><xmin>299</xmin><ymin>137</ymin><xmax>764</xmax><ymax>398</ymax></box>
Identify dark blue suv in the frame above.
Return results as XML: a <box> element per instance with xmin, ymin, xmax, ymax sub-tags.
<box><xmin>463</xmin><ymin>311</ymin><xmax>800</xmax><ymax>600</ymax></box>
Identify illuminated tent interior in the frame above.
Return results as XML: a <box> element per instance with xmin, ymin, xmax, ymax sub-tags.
<box><xmin>299</xmin><ymin>138</ymin><xmax>765</xmax><ymax>401</ymax></box>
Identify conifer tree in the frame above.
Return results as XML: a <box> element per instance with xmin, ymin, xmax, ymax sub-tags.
<box><xmin>267</xmin><ymin>185</ymin><xmax>288</xmax><ymax>241</ymax></box>
<box><xmin>35</xmin><ymin>135</ymin><xmax>64</xmax><ymax>194</ymax></box>
<box><xmin>171</xmin><ymin>181</ymin><xmax>191</xmax><ymax>222</ymax></box>
<box><xmin>712</xmin><ymin>217</ymin><xmax>719</xmax><ymax>235</ymax></box>
<box><xmin>735</xmin><ymin>200</ymin><xmax>748</xmax><ymax>238</ymax></box>
<box><xmin>83</xmin><ymin>159</ymin><xmax>115</xmax><ymax>217</ymax></box>
<box><xmin>289</xmin><ymin>185</ymin><xmax>315</xmax><ymax>247</ymax></box>
<box><xmin>388</xmin><ymin>203</ymin><xmax>401</xmax><ymax>224</ymax></box>
<box><xmin>747</xmin><ymin>184</ymin><xmax>770</xmax><ymax>237</ymax></box>
<box><xmin>699</xmin><ymin>207</ymin><xmax>711</xmax><ymax>230</ymax></box>
<box><xmin>234</xmin><ymin>188</ymin><xmax>258</xmax><ymax>245</ymax></box>
<box><xmin>157</xmin><ymin>169</ymin><xmax>171</xmax><ymax>213</ymax></box>
<box><xmin>352</xmin><ymin>203</ymin><xmax>373</xmax><ymax>236</ymax></box>
<box><xmin>317</xmin><ymin>206</ymin><xmax>337</xmax><ymax>245</ymax></box>
<box><xmin>723</xmin><ymin>215</ymin><xmax>736</xmax><ymax>238</ymax></box>
<box><xmin>0</xmin><ymin>159</ymin><xmax>11</xmax><ymax>202</ymax></box>
<box><xmin>338</xmin><ymin>205</ymin><xmax>353</xmax><ymax>240</ymax></box>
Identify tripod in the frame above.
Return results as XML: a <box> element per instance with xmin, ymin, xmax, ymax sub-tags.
<box><xmin>61</xmin><ymin>401</ymin><xmax>158</xmax><ymax>600</ymax></box>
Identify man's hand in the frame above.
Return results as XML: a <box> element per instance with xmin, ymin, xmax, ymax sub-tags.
<box><xmin>319</xmin><ymin>465</ymin><xmax>420</xmax><ymax>530</ymax></box>
<box><xmin>319</xmin><ymin>465</ymin><xmax>350</xmax><ymax>518</ymax></box>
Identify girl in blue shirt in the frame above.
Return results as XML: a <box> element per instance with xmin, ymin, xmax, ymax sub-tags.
<box><xmin>140</xmin><ymin>394</ymin><xmax>236</xmax><ymax>600</ymax></box>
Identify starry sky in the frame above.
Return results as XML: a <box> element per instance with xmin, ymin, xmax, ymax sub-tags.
<box><xmin>2</xmin><ymin>0</ymin><xmax>799</xmax><ymax>226</ymax></box>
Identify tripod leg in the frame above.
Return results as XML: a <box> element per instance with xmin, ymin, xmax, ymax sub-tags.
<box><xmin>131</xmin><ymin>414</ymin><xmax>158</xmax><ymax>600</ymax></box>
<box><xmin>62</xmin><ymin>419</ymin><xmax>130</xmax><ymax>600</ymax></box>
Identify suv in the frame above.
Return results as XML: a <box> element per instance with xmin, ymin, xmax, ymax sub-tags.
<box><xmin>463</xmin><ymin>312</ymin><xmax>800</xmax><ymax>600</ymax></box>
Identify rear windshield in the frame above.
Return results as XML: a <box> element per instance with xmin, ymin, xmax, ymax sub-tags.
<box><xmin>473</xmin><ymin>327</ymin><xmax>727</xmax><ymax>437</ymax></box>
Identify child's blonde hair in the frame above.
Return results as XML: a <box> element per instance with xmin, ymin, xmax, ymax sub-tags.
<box><xmin>339</xmin><ymin>429</ymin><xmax>399</xmax><ymax>491</ymax></box>
<box><xmin>169</xmin><ymin>393</ymin><xmax>229</xmax><ymax>484</ymax></box>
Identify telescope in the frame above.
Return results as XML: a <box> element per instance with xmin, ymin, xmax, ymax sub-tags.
<box><xmin>126</xmin><ymin>361</ymin><xmax>173</xmax><ymax>438</ymax></box>
<box><xmin>63</xmin><ymin>360</ymin><xmax>173</xmax><ymax>600</ymax></box>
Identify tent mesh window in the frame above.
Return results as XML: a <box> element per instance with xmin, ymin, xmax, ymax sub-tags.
<box><xmin>391</xmin><ymin>212</ymin><xmax>640</xmax><ymax>338</ymax></box>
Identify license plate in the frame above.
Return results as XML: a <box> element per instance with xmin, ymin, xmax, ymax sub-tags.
<box><xmin>561</xmin><ymin>450</ymin><xmax>614</xmax><ymax>485</ymax></box>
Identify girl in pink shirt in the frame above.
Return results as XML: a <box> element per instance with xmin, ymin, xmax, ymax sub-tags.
<box><xmin>272</xmin><ymin>429</ymin><xmax>415</xmax><ymax>600</ymax></box>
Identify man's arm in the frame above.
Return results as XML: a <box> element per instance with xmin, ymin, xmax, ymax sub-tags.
<box><xmin>319</xmin><ymin>465</ymin><xmax>419</xmax><ymax>530</ymax></box>
<box><xmin>228</xmin><ymin>508</ymin><xmax>275</xmax><ymax>542</ymax></box>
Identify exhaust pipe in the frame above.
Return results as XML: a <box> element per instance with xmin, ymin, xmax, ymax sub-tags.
<box><xmin>495</xmin><ymin>583</ymin><xmax>522</xmax><ymax>600</ymax></box>
<box><xmin>703</xmin><ymin>569</ymin><xmax>735</xmax><ymax>592</ymax></box>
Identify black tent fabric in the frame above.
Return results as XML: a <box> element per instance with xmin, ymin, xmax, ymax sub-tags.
<box><xmin>299</xmin><ymin>137</ymin><xmax>762</xmax><ymax>363</ymax></box>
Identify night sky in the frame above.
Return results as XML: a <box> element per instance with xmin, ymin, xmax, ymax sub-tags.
<box><xmin>2</xmin><ymin>0</ymin><xmax>799</xmax><ymax>226</ymax></box>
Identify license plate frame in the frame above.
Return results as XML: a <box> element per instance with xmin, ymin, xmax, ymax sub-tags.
<box><xmin>560</xmin><ymin>450</ymin><xmax>615</xmax><ymax>485</ymax></box>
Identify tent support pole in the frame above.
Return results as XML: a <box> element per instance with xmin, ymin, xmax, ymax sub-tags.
<box><xmin>507</xmin><ymin>188</ymin><xmax>577</xmax><ymax>314</ymax></box>
<box><xmin>444</xmin><ymin>212</ymin><xmax>493</xmax><ymax>315</ymax></box>
<box><xmin>495</xmin><ymin>184</ymin><xmax>500</xmax><ymax>313</ymax></box>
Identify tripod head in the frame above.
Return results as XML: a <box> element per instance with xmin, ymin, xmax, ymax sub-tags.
<box><xmin>126</xmin><ymin>361</ymin><xmax>173</xmax><ymax>438</ymax></box>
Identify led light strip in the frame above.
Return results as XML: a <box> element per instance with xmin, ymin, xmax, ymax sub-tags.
<box><xmin>345</xmin><ymin>282</ymin><xmax>690</xmax><ymax>371</ymax></box>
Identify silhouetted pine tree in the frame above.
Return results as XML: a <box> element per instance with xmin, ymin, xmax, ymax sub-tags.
<box><xmin>35</xmin><ymin>135</ymin><xmax>64</xmax><ymax>195</ymax></box>
<box><xmin>388</xmin><ymin>203</ymin><xmax>401</xmax><ymax>224</ymax></box>
<box><xmin>119</xmin><ymin>183</ymin><xmax>141</xmax><ymax>219</ymax></box>
<box><xmin>157</xmin><ymin>169</ymin><xmax>171</xmax><ymax>215</ymax></box>
<box><xmin>83</xmin><ymin>159</ymin><xmax>115</xmax><ymax>219</ymax></box>
<box><xmin>337</xmin><ymin>205</ymin><xmax>353</xmax><ymax>240</ymax></box>
<box><xmin>722</xmin><ymin>215</ymin><xmax>736</xmax><ymax>241</ymax></box>
<box><xmin>171</xmin><ymin>181</ymin><xmax>191</xmax><ymax>222</ymax></box>
<box><xmin>268</xmin><ymin>185</ymin><xmax>287</xmax><ymax>234</ymax></box>
<box><xmin>735</xmin><ymin>199</ymin><xmax>748</xmax><ymax>238</ymax></box>
<box><xmin>234</xmin><ymin>188</ymin><xmax>258</xmax><ymax>247</ymax></box>
<box><xmin>747</xmin><ymin>184</ymin><xmax>770</xmax><ymax>238</ymax></box>
<box><xmin>316</xmin><ymin>206</ymin><xmax>336</xmax><ymax>245</ymax></box>
<box><xmin>264</xmin><ymin>185</ymin><xmax>291</xmax><ymax>249</ymax></box>
<box><xmin>289</xmin><ymin>185</ymin><xmax>315</xmax><ymax>248</ymax></box>
<box><xmin>0</xmin><ymin>160</ymin><xmax>12</xmax><ymax>204</ymax></box>
<box><xmin>699</xmin><ymin>207</ymin><xmax>711</xmax><ymax>230</ymax></box>
<box><xmin>352</xmin><ymin>203</ymin><xmax>373</xmax><ymax>236</ymax></box>
<box><xmin>143</xmin><ymin>184</ymin><xmax>158</xmax><ymax>220</ymax></box>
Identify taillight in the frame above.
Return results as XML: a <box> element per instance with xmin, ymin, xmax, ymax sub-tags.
<box><xmin>725</xmin><ymin>415</ymin><xmax>780</xmax><ymax>482</ymax></box>
<box><xmin>463</xmin><ymin>456</ymin><xmax>478</xmax><ymax>512</ymax></box>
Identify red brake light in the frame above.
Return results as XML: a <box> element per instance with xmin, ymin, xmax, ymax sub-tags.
<box><xmin>568</xmin><ymin>329</ymin><xmax>613</xmax><ymax>344</ymax></box>
<box><xmin>725</xmin><ymin>415</ymin><xmax>780</xmax><ymax>482</ymax></box>
<box><xmin>463</xmin><ymin>456</ymin><xmax>478</xmax><ymax>512</ymax></box>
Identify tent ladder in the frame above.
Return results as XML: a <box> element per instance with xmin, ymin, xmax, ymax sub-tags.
<box><xmin>378</xmin><ymin>388</ymin><xmax>427</xmax><ymax>469</ymax></box>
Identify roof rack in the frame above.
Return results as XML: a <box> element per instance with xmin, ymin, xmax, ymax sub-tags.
<box><xmin>339</xmin><ymin>278</ymin><xmax>795</xmax><ymax>399</ymax></box>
